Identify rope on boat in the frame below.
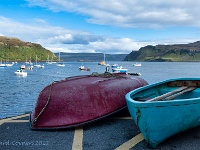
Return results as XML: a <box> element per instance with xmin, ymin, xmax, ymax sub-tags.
<box><xmin>63</xmin><ymin>72</ymin><xmax>123</xmax><ymax>81</ymax></box>
<box><xmin>32</xmin><ymin>81</ymin><xmax>57</xmax><ymax>124</ymax></box>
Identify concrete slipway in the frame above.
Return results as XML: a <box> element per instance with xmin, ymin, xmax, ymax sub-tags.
<box><xmin>1</xmin><ymin>109</ymin><xmax>200</xmax><ymax>150</ymax></box>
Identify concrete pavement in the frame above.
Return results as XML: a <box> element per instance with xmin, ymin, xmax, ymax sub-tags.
<box><xmin>1</xmin><ymin>109</ymin><xmax>200</xmax><ymax>150</ymax></box>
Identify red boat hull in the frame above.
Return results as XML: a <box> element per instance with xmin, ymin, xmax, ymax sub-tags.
<box><xmin>30</xmin><ymin>73</ymin><xmax>148</xmax><ymax>129</ymax></box>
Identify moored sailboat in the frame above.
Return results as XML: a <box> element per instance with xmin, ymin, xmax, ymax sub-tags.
<box><xmin>57</xmin><ymin>52</ymin><xmax>65</xmax><ymax>67</ymax></box>
<box><xmin>0</xmin><ymin>59</ymin><xmax>7</xmax><ymax>68</ymax></box>
<box><xmin>98</xmin><ymin>53</ymin><xmax>109</xmax><ymax>66</ymax></box>
<box><xmin>34</xmin><ymin>55</ymin><xmax>43</xmax><ymax>68</ymax></box>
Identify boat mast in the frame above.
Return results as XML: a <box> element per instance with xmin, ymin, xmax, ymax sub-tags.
<box><xmin>35</xmin><ymin>55</ymin><xmax>38</xmax><ymax>65</ymax></box>
<box><xmin>59</xmin><ymin>52</ymin><xmax>60</xmax><ymax>62</ymax></box>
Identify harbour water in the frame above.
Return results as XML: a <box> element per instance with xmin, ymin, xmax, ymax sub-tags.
<box><xmin>0</xmin><ymin>61</ymin><xmax>200</xmax><ymax>119</ymax></box>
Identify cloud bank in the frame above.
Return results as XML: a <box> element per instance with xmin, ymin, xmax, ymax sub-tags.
<box><xmin>26</xmin><ymin>0</ymin><xmax>200</xmax><ymax>28</ymax></box>
<box><xmin>0</xmin><ymin>1</ymin><xmax>199</xmax><ymax>54</ymax></box>
<box><xmin>0</xmin><ymin>15</ymin><xmax>146</xmax><ymax>54</ymax></box>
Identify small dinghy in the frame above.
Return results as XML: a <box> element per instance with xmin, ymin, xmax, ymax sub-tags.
<box><xmin>14</xmin><ymin>69</ymin><xmax>27</xmax><ymax>76</ymax></box>
<box><xmin>112</xmin><ymin>68</ymin><xmax>128</xmax><ymax>73</ymax></box>
<box><xmin>126</xmin><ymin>78</ymin><xmax>200</xmax><ymax>148</ymax></box>
<box><xmin>30</xmin><ymin>72</ymin><xmax>148</xmax><ymax>130</ymax></box>
<box><xmin>79</xmin><ymin>65</ymin><xmax>90</xmax><ymax>71</ymax></box>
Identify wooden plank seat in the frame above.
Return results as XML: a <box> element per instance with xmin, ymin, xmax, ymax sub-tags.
<box><xmin>147</xmin><ymin>86</ymin><xmax>197</xmax><ymax>102</ymax></box>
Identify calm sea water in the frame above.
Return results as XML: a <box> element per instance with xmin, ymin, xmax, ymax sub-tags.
<box><xmin>0</xmin><ymin>61</ymin><xmax>200</xmax><ymax>119</ymax></box>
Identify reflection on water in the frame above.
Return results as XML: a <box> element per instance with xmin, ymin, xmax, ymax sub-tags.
<box><xmin>0</xmin><ymin>61</ymin><xmax>200</xmax><ymax>119</ymax></box>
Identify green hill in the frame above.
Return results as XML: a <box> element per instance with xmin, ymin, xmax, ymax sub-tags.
<box><xmin>124</xmin><ymin>41</ymin><xmax>200</xmax><ymax>62</ymax></box>
<box><xmin>0</xmin><ymin>36</ymin><xmax>58</xmax><ymax>62</ymax></box>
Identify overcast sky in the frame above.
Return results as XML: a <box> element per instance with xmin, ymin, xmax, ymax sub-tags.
<box><xmin>0</xmin><ymin>0</ymin><xmax>200</xmax><ymax>54</ymax></box>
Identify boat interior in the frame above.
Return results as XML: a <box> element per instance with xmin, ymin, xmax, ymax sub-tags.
<box><xmin>132</xmin><ymin>80</ymin><xmax>200</xmax><ymax>102</ymax></box>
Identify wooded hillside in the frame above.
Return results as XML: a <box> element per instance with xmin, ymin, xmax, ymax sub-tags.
<box><xmin>0</xmin><ymin>36</ymin><xmax>58</xmax><ymax>62</ymax></box>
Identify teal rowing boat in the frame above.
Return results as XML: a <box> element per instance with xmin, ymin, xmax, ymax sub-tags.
<box><xmin>125</xmin><ymin>78</ymin><xmax>200</xmax><ymax>148</ymax></box>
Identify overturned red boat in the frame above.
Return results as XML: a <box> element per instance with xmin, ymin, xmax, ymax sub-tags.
<box><xmin>30</xmin><ymin>72</ymin><xmax>148</xmax><ymax>130</ymax></box>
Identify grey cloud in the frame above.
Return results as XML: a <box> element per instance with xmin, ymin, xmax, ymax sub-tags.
<box><xmin>47</xmin><ymin>34</ymin><xmax>105</xmax><ymax>45</ymax></box>
<box><xmin>63</xmin><ymin>34</ymin><xmax>105</xmax><ymax>45</ymax></box>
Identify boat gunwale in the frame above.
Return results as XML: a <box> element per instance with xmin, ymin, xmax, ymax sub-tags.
<box><xmin>126</xmin><ymin>78</ymin><xmax>200</xmax><ymax>107</ymax></box>
<box><xmin>29</xmin><ymin>106</ymin><xmax>127</xmax><ymax>130</ymax></box>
